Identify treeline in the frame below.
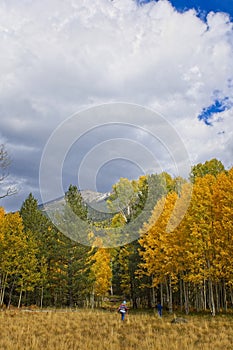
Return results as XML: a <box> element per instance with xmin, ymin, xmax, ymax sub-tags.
<box><xmin>0</xmin><ymin>159</ymin><xmax>233</xmax><ymax>315</ymax></box>
<box><xmin>139</xmin><ymin>167</ymin><xmax>233</xmax><ymax>316</ymax></box>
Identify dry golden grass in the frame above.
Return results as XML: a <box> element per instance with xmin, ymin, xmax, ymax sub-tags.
<box><xmin>0</xmin><ymin>309</ymin><xmax>233</xmax><ymax>350</ymax></box>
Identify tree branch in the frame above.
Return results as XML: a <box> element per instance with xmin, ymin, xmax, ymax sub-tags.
<box><xmin>0</xmin><ymin>186</ymin><xmax>18</xmax><ymax>199</ymax></box>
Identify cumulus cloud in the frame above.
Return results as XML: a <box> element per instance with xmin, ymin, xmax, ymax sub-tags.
<box><xmin>0</xmin><ymin>0</ymin><xmax>232</xmax><ymax>211</ymax></box>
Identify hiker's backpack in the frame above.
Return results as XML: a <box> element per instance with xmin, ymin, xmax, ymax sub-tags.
<box><xmin>119</xmin><ymin>304</ymin><xmax>126</xmax><ymax>313</ymax></box>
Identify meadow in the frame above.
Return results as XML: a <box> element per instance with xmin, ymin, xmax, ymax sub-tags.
<box><xmin>0</xmin><ymin>308</ymin><xmax>233</xmax><ymax>350</ymax></box>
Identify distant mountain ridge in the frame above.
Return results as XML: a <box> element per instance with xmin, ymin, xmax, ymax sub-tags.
<box><xmin>80</xmin><ymin>190</ymin><xmax>111</xmax><ymax>203</ymax></box>
<box><xmin>39</xmin><ymin>190</ymin><xmax>112</xmax><ymax>221</ymax></box>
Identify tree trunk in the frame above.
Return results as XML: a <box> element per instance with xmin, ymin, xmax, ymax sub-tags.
<box><xmin>179</xmin><ymin>278</ymin><xmax>183</xmax><ymax>312</ymax></box>
<box><xmin>7</xmin><ymin>277</ymin><xmax>16</xmax><ymax>309</ymax></box>
<box><xmin>40</xmin><ymin>286</ymin><xmax>44</xmax><ymax>309</ymax></box>
<box><xmin>110</xmin><ymin>284</ymin><xmax>113</xmax><ymax>296</ymax></box>
<box><xmin>160</xmin><ymin>283</ymin><xmax>163</xmax><ymax>306</ymax></box>
<box><xmin>203</xmin><ymin>279</ymin><xmax>207</xmax><ymax>311</ymax></box>
<box><xmin>223</xmin><ymin>280</ymin><xmax>227</xmax><ymax>312</ymax></box>
<box><xmin>18</xmin><ymin>288</ymin><xmax>23</xmax><ymax>308</ymax></box>
<box><xmin>67</xmin><ymin>259</ymin><xmax>74</xmax><ymax>307</ymax></box>
<box><xmin>230</xmin><ymin>285</ymin><xmax>233</xmax><ymax>307</ymax></box>
<box><xmin>0</xmin><ymin>272</ymin><xmax>8</xmax><ymax>306</ymax></box>
<box><xmin>151</xmin><ymin>276</ymin><xmax>155</xmax><ymax>307</ymax></box>
<box><xmin>166</xmin><ymin>276</ymin><xmax>173</xmax><ymax>314</ymax></box>
<box><xmin>215</xmin><ymin>283</ymin><xmax>220</xmax><ymax>313</ymax></box>
<box><xmin>90</xmin><ymin>288</ymin><xmax>95</xmax><ymax>309</ymax></box>
<box><xmin>208</xmin><ymin>278</ymin><xmax>216</xmax><ymax>316</ymax></box>
<box><xmin>183</xmin><ymin>280</ymin><xmax>189</xmax><ymax>315</ymax></box>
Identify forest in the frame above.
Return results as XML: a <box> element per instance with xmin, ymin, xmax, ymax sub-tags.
<box><xmin>0</xmin><ymin>158</ymin><xmax>233</xmax><ymax>317</ymax></box>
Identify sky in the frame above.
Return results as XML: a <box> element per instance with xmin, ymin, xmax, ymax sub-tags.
<box><xmin>0</xmin><ymin>0</ymin><xmax>233</xmax><ymax>212</ymax></box>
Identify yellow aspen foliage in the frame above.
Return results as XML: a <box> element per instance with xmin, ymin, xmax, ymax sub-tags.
<box><xmin>139</xmin><ymin>192</ymin><xmax>178</xmax><ymax>286</ymax></box>
<box><xmin>0</xmin><ymin>209</ymin><xmax>40</xmax><ymax>304</ymax></box>
<box><xmin>181</xmin><ymin>174</ymin><xmax>218</xmax><ymax>284</ymax></box>
<box><xmin>1</xmin><ymin>210</ymin><xmax>26</xmax><ymax>275</ymax></box>
<box><xmin>0</xmin><ymin>206</ymin><xmax>4</xmax><ymax>219</ymax></box>
<box><xmin>0</xmin><ymin>207</ymin><xmax>6</xmax><ymax>271</ymax></box>
<box><xmin>89</xmin><ymin>248</ymin><xmax>112</xmax><ymax>297</ymax></box>
<box><xmin>166</xmin><ymin>182</ymin><xmax>192</xmax><ymax>233</ymax></box>
<box><xmin>164</xmin><ymin>183</ymin><xmax>192</xmax><ymax>276</ymax></box>
<box><xmin>212</xmin><ymin>168</ymin><xmax>233</xmax><ymax>284</ymax></box>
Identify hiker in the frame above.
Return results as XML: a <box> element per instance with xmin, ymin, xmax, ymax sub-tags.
<box><xmin>118</xmin><ymin>300</ymin><xmax>128</xmax><ymax>321</ymax></box>
<box><xmin>157</xmin><ymin>302</ymin><xmax>163</xmax><ymax>317</ymax></box>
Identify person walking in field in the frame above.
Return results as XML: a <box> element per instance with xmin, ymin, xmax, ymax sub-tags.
<box><xmin>157</xmin><ymin>302</ymin><xmax>163</xmax><ymax>317</ymax></box>
<box><xmin>118</xmin><ymin>300</ymin><xmax>128</xmax><ymax>321</ymax></box>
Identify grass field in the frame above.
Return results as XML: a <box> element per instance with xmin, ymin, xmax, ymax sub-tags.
<box><xmin>0</xmin><ymin>309</ymin><xmax>233</xmax><ymax>350</ymax></box>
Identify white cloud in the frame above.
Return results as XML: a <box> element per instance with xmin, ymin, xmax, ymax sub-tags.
<box><xmin>0</xmin><ymin>0</ymin><xmax>232</xmax><ymax>211</ymax></box>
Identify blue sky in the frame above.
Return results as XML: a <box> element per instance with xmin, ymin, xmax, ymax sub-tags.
<box><xmin>198</xmin><ymin>97</ymin><xmax>231</xmax><ymax>126</ymax></box>
<box><xmin>138</xmin><ymin>0</ymin><xmax>233</xmax><ymax>18</ymax></box>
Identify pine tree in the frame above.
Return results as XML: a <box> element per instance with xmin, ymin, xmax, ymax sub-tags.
<box><xmin>20</xmin><ymin>193</ymin><xmax>61</xmax><ymax>306</ymax></box>
<box><xmin>57</xmin><ymin>185</ymin><xmax>90</xmax><ymax>307</ymax></box>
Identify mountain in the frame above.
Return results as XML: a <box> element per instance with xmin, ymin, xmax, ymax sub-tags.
<box><xmin>81</xmin><ymin>190</ymin><xmax>111</xmax><ymax>204</ymax></box>
<box><xmin>39</xmin><ymin>190</ymin><xmax>112</xmax><ymax>221</ymax></box>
